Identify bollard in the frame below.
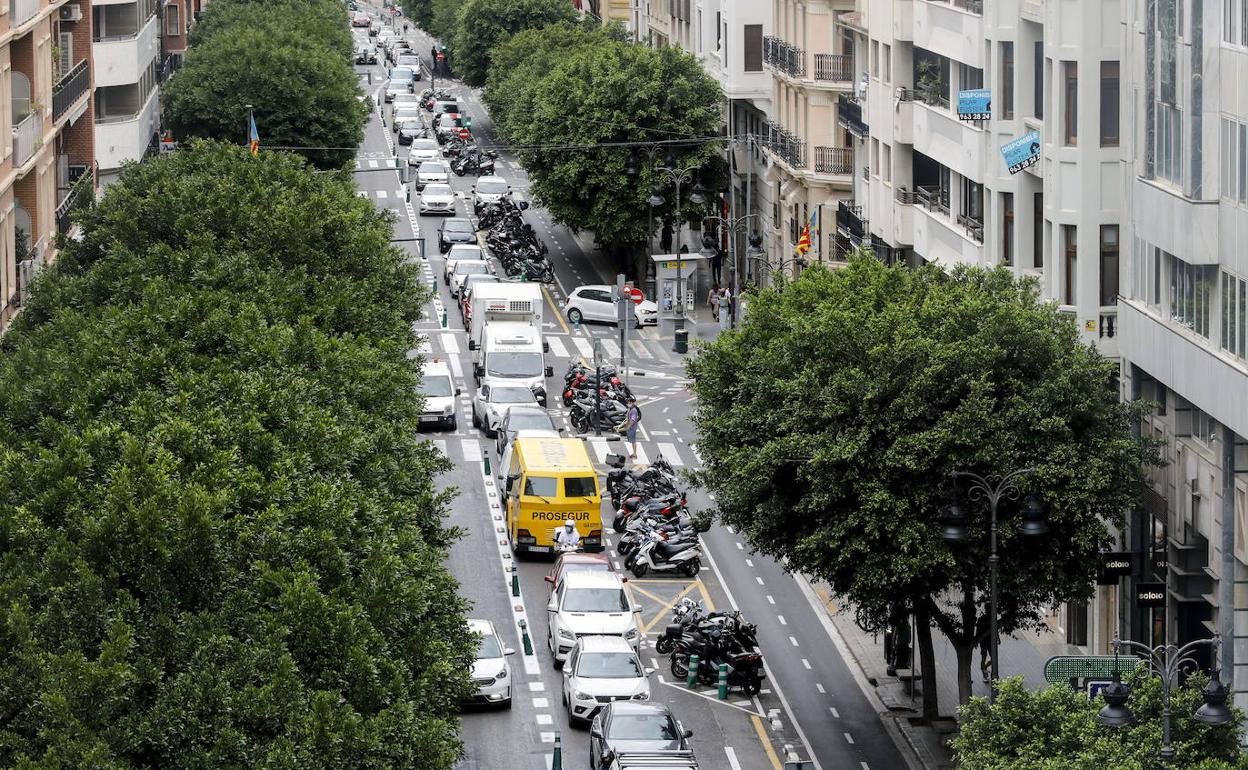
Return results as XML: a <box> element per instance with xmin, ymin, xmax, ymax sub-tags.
<box><xmin>511</xmin><ymin>564</ymin><xmax>519</xmax><ymax>597</ymax></box>
<box><xmin>483</xmin><ymin>450</ymin><xmax>491</xmax><ymax>476</ymax></box>
<box><xmin>686</xmin><ymin>654</ymin><xmax>700</xmax><ymax>688</ymax></box>
<box><xmin>572</xmin><ymin>317</ymin><xmax>581</xmax><ymax>332</ymax></box>
<box><xmin>406</xmin><ymin>187</ymin><xmax>411</xmax><ymax>203</ymax></box>
<box><xmin>717</xmin><ymin>663</ymin><xmax>729</xmax><ymax>700</ymax></box>
<box><xmin>441</xmin><ymin>308</ymin><xmax>448</xmax><ymax>328</ymax></box>
<box><xmin>519</xmin><ymin>619</ymin><xmax>533</xmax><ymax>655</ymax></box>
<box><xmin>551</xmin><ymin>731</ymin><xmax>562</xmax><ymax>770</ymax></box>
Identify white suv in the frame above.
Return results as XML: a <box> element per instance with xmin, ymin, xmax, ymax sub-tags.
<box><xmin>564</xmin><ymin>285</ymin><xmax>659</xmax><ymax>328</ymax></box>
<box><xmin>562</xmin><ymin>635</ymin><xmax>651</xmax><ymax>727</ymax></box>
<box><xmin>465</xmin><ymin>618</ymin><xmax>515</xmax><ymax>708</ymax></box>
<box><xmin>546</xmin><ymin>570</ymin><xmax>641</xmax><ymax>667</ymax></box>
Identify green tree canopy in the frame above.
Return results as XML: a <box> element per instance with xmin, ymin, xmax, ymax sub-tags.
<box><xmin>0</xmin><ymin>141</ymin><xmax>472</xmax><ymax>769</ymax></box>
<box><xmin>398</xmin><ymin>0</ymin><xmax>433</xmax><ymax>30</ymax></box>
<box><xmin>954</xmin><ymin>676</ymin><xmax>1246</xmax><ymax>770</ymax></box>
<box><xmin>688</xmin><ymin>256</ymin><xmax>1155</xmax><ymax>716</ymax></box>
<box><xmin>450</xmin><ymin>0</ymin><xmax>577</xmax><ymax>87</ymax></box>
<box><xmin>163</xmin><ymin>0</ymin><xmax>366</xmax><ymax>168</ymax></box>
<box><xmin>484</xmin><ymin>28</ymin><xmax>724</xmax><ymax>254</ymax></box>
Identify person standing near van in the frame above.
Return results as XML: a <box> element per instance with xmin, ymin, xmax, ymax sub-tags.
<box><xmin>622</xmin><ymin>397</ymin><xmax>641</xmax><ymax>459</ymax></box>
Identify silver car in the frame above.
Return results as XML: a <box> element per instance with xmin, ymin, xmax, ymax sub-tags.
<box><xmin>465</xmin><ymin>618</ymin><xmax>514</xmax><ymax>708</ymax></box>
<box><xmin>472</xmin><ymin>384</ymin><xmax>539</xmax><ymax>437</ymax></box>
<box><xmin>415</xmin><ymin>160</ymin><xmax>449</xmax><ymax>191</ymax></box>
<box><xmin>419</xmin><ymin>183</ymin><xmax>455</xmax><ymax>215</ymax></box>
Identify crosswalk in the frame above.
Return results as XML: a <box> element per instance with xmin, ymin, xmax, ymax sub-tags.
<box><xmin>414</xmin><ymin>329</ymin><xmax>654</xmax><ymax>362</ymax></box>
<box><xmin>428</xmin><ymin>434</ymin><xmax>695</xmax><ymax>469</ymax></box>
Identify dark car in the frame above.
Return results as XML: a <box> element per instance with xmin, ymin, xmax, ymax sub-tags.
<box><xmin>589</xmin><ymin>703</ymin><xmax>693</xmax><ymax>770</ymax></box>
<box><xmin>438</xmin><ymin>217</ymin><xmax>477</xmax><ymax>253</ymax></box>
<box><xmin>355</xmin><ymin>46</ymin><xmax>377</xmax><ymax>65</ymax></box>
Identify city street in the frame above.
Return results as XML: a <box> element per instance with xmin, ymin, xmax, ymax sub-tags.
<box><xmin>350</xmin><ymin>9</ymin><xmax>920</xmax><ymax>770</ymax></box>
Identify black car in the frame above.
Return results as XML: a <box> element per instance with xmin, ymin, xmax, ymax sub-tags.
<box><xmin>438</xmin><ymin>217</ymin><xmax>477</xmax><ymax>253</ymax></box>
<box><xmin>589</xmin><ymin>703</ymin><xmax>693</xmax><ymax>770</ymax></box>
<box><xmin>355</xmin><ymin>46</ymin><xmax>377</xmax><ymax>65</ymax></box>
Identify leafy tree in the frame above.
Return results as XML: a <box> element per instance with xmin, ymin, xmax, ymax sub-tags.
<box><xmin>163</xmin><ymin>0</ymin><xmax>366</xmax><ymax>168</ymax></box>
<box><xmin>428</xmin><ymin>0</ymin><xmax>460</xmax><ymax>43</ymax></box>
<box><xmin>450</xmin><ymin>0</ymin><xmax>577</xmax><ymax>87</ymax></box>
<box><xmin>954</xmin><ymin>676</ymin><xmax>1247</xmax><ymax>770</ymax></box>
<box><xmin>398</xmin><ymin>0</ymin><xmax>433</xmax><ymax>30</ymax></box>
<box><xmin>0</xmin><ymin>141</ymin><xmax>473</xmax><ymax>769</ymax></box>
<box><xmin>190</xmin><ymin>0</ymin><xmax>352</xmax><ymax>54</ymax></box>
<box><xmin>688</xmin><ymin>256</ymin><xmax>1156</xmax><ymax>718</ymax></box>
<box><xmin>485</xmin><ymin>30</ymin><xmax>724</xmax><ymax>265</ymax></box>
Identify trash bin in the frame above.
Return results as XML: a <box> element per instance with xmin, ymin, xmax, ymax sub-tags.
<box><xmin>673</xmin><ymin>329</ymin><xmax>689</xmax><ymax>354</ymax></box>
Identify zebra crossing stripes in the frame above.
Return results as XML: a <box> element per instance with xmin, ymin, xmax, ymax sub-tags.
<box><xmin>655</xmin><ymin>443</ymin><xmax>683</xmax><ymax>466</ymax></box>
<box><xmin>628</xmin><ymin>339</ymin><xmax>653</xmax><ymax>360</ymax></box>
<box><xmin>600</xmin><ymin>338</ymin><xmax>621</xmax><ymax>360</ymax></box>
<box><xmin>440</xmin><ymin>332</ymin><xmax>461</xmax><ymax>355</ymax></box>
<box><xmin>430</xmin><ymin>438</ymin><xmax>487</xmax><ymax>463</ymax></box>
<box><xmin>546</xmin><ymin>335</ymin><xmax>569</xmax><ymax>358</ymax></box>
<box><xmin>571</xmin><ymin>336</ymin><xmax>594</xmax><ymax>358</ymax></box>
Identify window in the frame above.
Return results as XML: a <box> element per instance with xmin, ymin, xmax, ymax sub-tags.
<box><xmin>1241</xmin><ymin>123</ymin><xmax>1248</xmax><ymax>204</ymax></box>
<box><xmin>1002</xmin><ymin>192</ymin><xmax>1014</xmax><ymax>265</ymax></box>
<box><xmin>1222</xmin><ymin>118</ymin><xmax>1237</xmax><ymax>200</ymax></box>
<box><xmin>961</xmin><ymin>178</ymin><xmax>983</xmax><ymax>222</ymax></box>
<box><xmin>165</xmin><ymin>2</ymin><xmax>180</xmax><ymax>35</ymax></box>
<box><xmin>959</xmin><ymin>63</ymin><xmax>984</xmax><ymax>91</ymax></box>
<box><xmin>564</xmin><ymin>476</ymin><xmax>597</xmax><ymax>497</ymax></box>
<box><xmin>1155</xmin><ymin>102</ymin><xmax>1183</xmax><ymax>184</ymax></box>
<box><xmin>883</xmin><ymin>43</ymin><xmax>892</xmax><ymax>83</ymax></box>
<box><xmin>1100</xmin><ymin>61</ymin><xmax>1119</xmax><ymax>146</ymax></box>
<box><xmin>743</xmin><ymin>25</ymin><xmax>762</xmax><ymax>72</ymax></box>
<box><xmin>1227</xmin><ymin>0</ymin><xmax>1238</xmax><ymax>43</ymax></box>
<box><xmin>1223</xmin><ymin>270</ymin><xmax>1248</xmax><ymax>359</ymax></box>
<box><xmin>1034</xmin><ymin>41</ymin><xmax>1044</xmax><ymax>119</ymax></box>
<box><xmin>1169</xmin><ymin>255</ymin><xmax>1216</xmax><ymax>337</ymax></box>
<box><xmin>1063</xmin><ymin>61</ymin><xmax>1078</xmax><ymax>145</ymax></box>
<box><xmin>1132</xmin><ymin>239</ymin><xmax>1162</xmax><ymax>307</ymax></box>
<box><xmin>1033</xmin><ymin>193</ymin><xmax>1043</xmax><ymax>269</ymax></box>
<box><xmin>1099</xmin><ymin>225</ymin><xmax>1119</xmax><ymax>306</ymax></box>
<box><xmin>524</xmin><ymin>475</ymin><xmax>558</xmax><ymax>497</ymax></box>
<box><xmin>1063</xmin><ymin>225</ymin><xmax>1077</xmax><ymax>304</ymax></box>
<box><xmin>883</xmin><ymin>143</ymin><xmax>891</xmax><ymax>183</ymax></box>
<box><xmin>1001</xmin><ymin>42</ymin><xmax>1014</xmax><ymax>119</ymax></box>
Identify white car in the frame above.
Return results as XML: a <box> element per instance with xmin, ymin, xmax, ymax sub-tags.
<box><xmin>562</xmin><ymin>636</ymin><xmax>651</xmax><ymax>727</ymax></box>
<box><xmin>547</xmin><ymin>570</ymin><xmax>641</xmax><ymax>667</ymax></box>
<box><xmin>419</xmin><ymin>183</ymin><xmax>455</xmax><ymax>215</ymax></box>
<box><xmin>417</xmin><ymin>360</ymin><xmax>459</xmax><ymax>430</ymax></box>
<box><xmin>415</xmin><ymin>160</ymin><xmax>450</xmax><ymax>191</ymax></box>
<box><xmin>449</xmin><ymin>259</ymin><xmax>492</xmax><ymax>298</ymax></box>
<box><xmin>494</xmin><ymin>405</ymin><xmax>559</xmax><ymax>455</ymax></box>
<box><xmin>471</xmin><ymin>384</ymin><xmax>539</xmax><ymax>437</ymax></box>
<box><xmin>407</xmin><ymin>138</ymin><xmax>441</xmax><ymax>169</ymax></box>
<box><xmin>472</xmin><ymin>176</ymin><xmax>511</xmax><ymax>212</ymax></box>
<box><xmin>392</xmin><ymin>107</ymin><xmax>422</xmax><ymax>133</ymax></box>
<box><xmin>465</xmin><ymin>618</ymin><xmax>515</xmax><ymax>708</ymax></box>
<box><xmin>391</xmin><ymin>92</ymin><xmax>420</xmax><ymax>110</ymax></box>
<box><xmin>564</xmin><ymin>285</ymin><xmax>659</xmax><ymax>328</ymax></box>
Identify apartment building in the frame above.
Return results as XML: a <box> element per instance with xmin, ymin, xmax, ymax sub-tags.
<box><xmin>760</xmin><ymin>0</ymin><xmax>857</xmax><ymax>270</ymax></box>
<box><xmin>0</xmin><ymin>0</ymin><xmax>97</xmax><ymax>332</ymax></box>
<box><xmin>92</xmin><ymin>0</ymin><xmax>157</xmax><ymax>183</ymax></box>
<box><xmin>640</xmin><ymin>0</ymin><xmax>693</xmax><ymax>50</ymax></box>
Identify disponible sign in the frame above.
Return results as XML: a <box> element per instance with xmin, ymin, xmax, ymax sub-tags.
<box><xmin>957</xmin><ymin>89</ymin><xmax>991</xmax><ymax>120</ymax></box>
<box><xmin>1001</xmin><ymin>130</ymin><xmax>1041</xmax><ymax>174</ymax></box>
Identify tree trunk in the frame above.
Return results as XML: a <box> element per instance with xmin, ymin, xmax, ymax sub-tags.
<box><xmin>913</xmin><ymin>601</ymin><xmax>939</xmax><ymax>721</ymax></box>
<box><xmin>955</xmin><ymin>587</ymin><xmax>977</xmax><ymax>706</ymax></box>
<box><xmin>954</xmin><ymin>636</ymin><xmax>974</xmax><ymax>706</ymax></box>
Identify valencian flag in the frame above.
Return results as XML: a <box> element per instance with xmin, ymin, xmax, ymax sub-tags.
<box><xmin>794</xmin><ymin>209</ymin><xmax>819</xmax><ymax>258</ymax></box>
<box><xmin>248</xmin><ymin>112</ymin><xmax>259</xmax><ymax>156</ymax></box>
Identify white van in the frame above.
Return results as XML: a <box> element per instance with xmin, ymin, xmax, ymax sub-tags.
<box><xmin>475</xmin><ymin>321</ymin><xmax>552</xmax><ymax>406</ymax></box>
<box><xmin>417</xmin><ymin>359</ymin><xmax>459</xmax><ymax>430</ymax></box>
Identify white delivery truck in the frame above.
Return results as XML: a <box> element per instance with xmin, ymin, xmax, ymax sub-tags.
<box><xmin>468</xmin><ymin>282</ymin><xmax>546</xmax><ymax>361</ymax></box>
<box><xmin>475</xmin><ymin>321</ymin><xmax>552</xmax><ymax>406</ymax></box>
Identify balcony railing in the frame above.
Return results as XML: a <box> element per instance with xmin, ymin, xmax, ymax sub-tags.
<box><xmin>55</xmin><ymin>165</ymin><xmax>96</xmax><ymax>235</ymax></box>
<box><xmin>764</xmin><ymin>35</ymin><xmax>806</xmax><ymax>78</ymax></box>
<box><xmin>895</xmin><ymin>187</ymin><xmax>919</xmax><ymax>204</ymax></box>
<box><xmin>1099</xmin><ymin>309</ymin><xmax>1118</xmax><ymax>339</ymax></box>
<box><xmin>52</xmin><ymin>60</ymin><xmax>90</xmax><ymax>122</ymax></box>
<box><xmin>12</xmin><ymin>0</ymin><xmax>40</xmax><ymax>28</ymax></box>
<box><xmin>837</xmin><ymin>94</ymin><xmax>869</xmax><ymax>138</ymax></box>
<box><xmin>956</xmin><ymin>213</ymin><xmax>985</xmax><ymax>243</ymax></box>
<box><xmin>813</xmin><ymin>146</ymin><xmax>853</xmax><ymax>176</ymax></box>
<box><xmin>915</xmin><ymin>184</ymin><xmax>950</xmax><ymax>215</ymax></box>
<box><xmin>924</xmin><ymin>0</ymin><xmax>984</xmax><ymax>13</ymax></box>
<box><xmin>15</xmin><ymin>237</ymin><xmax>46</xmax><ymax>308</ymax></box>
<box><xmin>158</xmin><ymin>53</ymin><xmax>182</xmax><ymax>84</ymax></box>
<box><xmin>914</xmin><ymin>88</ymin><xmax>951</xmax><ymax>109</ymax></box>
<box><xmin>814</xmin><ymin>54</ymin><xmax>853</xmax><ymax>82</ymax></box>
<box><xmin>761</xmin><ymin>120</ymin><xmax>806</xmax><ymax>169</ymax></box>
<box><xmin>12</xmin><ymin>112</ymin><xmax>43</xmax><ymax>168</ymax></box>
<box><xmin>837</xmin><ymin>201</ymin><xmax>867</xmax><ymax>243</ymax></box>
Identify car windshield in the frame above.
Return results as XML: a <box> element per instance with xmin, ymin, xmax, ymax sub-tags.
<box><xmin>423</xmin><ymin>184</ymin><xmax>451</xmax><ymax>197</ymax></box>
<box><xmin>486</xmin><ymin>352</ymin><xmax>543</xmax><ymax>378</ymax></box>
<box><xmin>608</xmin><ymin>714</ymin><xmax>681</xmax><ymax>740</ymax></box>
<box><xmin>524</xmin><ymin>475</ymin><xmax>557</xmax><ymax>496</ymax></box>
<box><xmin>475</xmin><ymin>633</ymin><xmax>503</xmax><ymax>660</ymax></box>
<box><xmin>564</xmin><ymin>476</ymin><xmax>597</xmax><ymax>497</ymax></box>
<box><xmin>577</xmin><ymin>652</ymin><xmax>641</xmax><ymax>679</ymax></box>
<box><xmin>455</xmin><ymin>262</ymin><xmax>489</xmax><ymax>277</ymax></box>
<box><xmin>508</xmin><ymin>411</ymin><xmax>554</xmax><ymax>432</ymax></box>
<box><xmin>477</xmin><ymin>179</ymin><xmax>508</xmax><ymax>194</ymax></box>
<box><xmin>411</xmin><ymin>140</ymin><xmax>438</xmax><ymax>152</ymax></box>
<box><xmin>422</xmin><ymin>163</ymin><xmax>448</xmax><ymax>175</ymax></box>
<box><xmin>444</xmin><ymin>219</ymin><xmax>474</xmax><ymax>233</ymax></box>
<box><xmin>389</xmin><ymin>68</ymin><xmax>414</xmax><ymax>79</ymax></box>
<box><xmin>563</xmin><ymin>587</ymin><xmax>628</xmax><ymax>613</ymax></box>
<box><xmin>449</xmin><ymin>248</ymin><xmax>483</xmax><ymax>261</ymax></box>
<box><xmin>420</xmin><ymin>375</ymin><xmax>454</xmax><ymax>398</ymax></box>
<box><xmin>490</xmin><ymin>385</ymin><xmax>537</xmax><ymax>403</ymax></box>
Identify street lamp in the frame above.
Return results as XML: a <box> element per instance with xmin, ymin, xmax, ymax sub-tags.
<box><xmin>939</xmin><ymin>468</ymin><xmax>1047</xmax><ymax>703</ymax></box>
<box><xmin>699</xmin><ymin>213</ymin><xmax>760</xmax><ymax>328</ymax></box>
<box><xmin>1096</xmin><ymin>636</ymin><xmax>1233</xmax><ymax>762</ymax></box>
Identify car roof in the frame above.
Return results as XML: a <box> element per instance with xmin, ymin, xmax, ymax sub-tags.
<box><xmin>423</xmin><ymin>360</ymin><xmax>452</xmax><ymax>377</ymax></box>
<box><xmin>442</xmin><ymin>217</ymin><xmax>473</xmax><ymax>229</ymax></box>
<box><xmin>604</xmin><ymin>701</ymin><xmax>673</xmax><ymax>717</ymax></box>
<box><xmin>561</xmin><ymin>569</ymin><xmax>625</xmax><ymax>589</ymax></box>
<box><xmin>576</xmin><ymin>634</ymin><xmax>636</xmax><ymax>653</ymax></box>
<box><xmin>477</xmin><ymin>175</ymin><xmax>508</xmax><ymax>184</ymax></box>
<box><xmin>557</xmin><ymin>552</ymin><xmax>611</xmax><ymax>569</ymax></box>
<box><xmin>466</xmin><ymin>617</ymin><xmax>497</xmax><ymax>636</ymax></box>
<box><xmin>573</xmin><ymin>284</ymin><xmax>611</xmax><ymax>293</ymax></box>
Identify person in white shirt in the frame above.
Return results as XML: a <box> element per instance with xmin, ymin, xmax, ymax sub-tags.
<box><xmin>554</xmin><ymin>520</ymin><xmax>581</xmax><ymax>550</ymax></box>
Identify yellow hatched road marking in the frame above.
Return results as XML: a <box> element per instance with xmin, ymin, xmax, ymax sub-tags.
<box><xmin>751</xmin><ymin>715</ymin><xmax>783</xmax><ymax>770</ymax></box>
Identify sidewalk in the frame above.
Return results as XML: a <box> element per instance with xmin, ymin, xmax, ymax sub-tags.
<box><xmin>808</xmin><ymin>580</ymin><xmax>1083</xmax><ymax>769</ymax></box>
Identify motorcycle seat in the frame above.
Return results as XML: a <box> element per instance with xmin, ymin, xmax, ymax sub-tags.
<box><xmin>657</xmin><ymin>540</ymin><xmax>698</xmax><ymax>557</ymax></box>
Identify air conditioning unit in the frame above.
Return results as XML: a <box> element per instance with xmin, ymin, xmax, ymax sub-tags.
<box><xmin>59</xmin><ymin>4</ymin><xmax>83</xmax><ymax>21</ymax></box>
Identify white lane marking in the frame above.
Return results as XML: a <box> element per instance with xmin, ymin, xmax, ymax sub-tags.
<box><xmin>629</xmin><ymin>339</ymin><xmax>653</xmax><ymax>360</ymax></box>
<box><xmin>417</xmin><ymin>336</ymin><xmax>433</xmax><ymax>356</ymax></box>
<box><xmin>540</xmin><ymin>732</ymin><xmax>554</xmax><ymax>743</ymax></box>
<box><xmin>830</xmin><ymin>706</ymin><xmax>840</xmax><ymax>718</ymax></box>
<box><xmin>441</xmin><ymin>332</ymin><xmax>460</xmax><ymax>355</ymax></box>
<box><xmin>755</xmin><ymin>576</ymin><xmax>765</xmax><ymax>586</ymax></box>
<box><xmin>801</xmin><ymin>658</ymin><xmax>811</xmax><ymax>670</ymax></box>
<box><xmin>369</xmin><ymin>159</ymin><xmax>380</xmax><ymax>168</ymax></box>
<box><xmin>735</xmin><ymin>542</ymin><xmax>744</xmax><ymax>551</ymax></box>
<box><xmin>533</xmin><ymin>697</ymin><xmax>549</xmax><ymax>708</ymax></box>
<box><xmin>816</xmin><ymin>683</ymin><xmax>826</xmax><ymax>694</ymax></box>
<box><xmin>766</xmin><ymin>595</ymin><xmax>775</xmax><ymax>604</ymax></box>
<box><xmin>448</xmin><ymin>353</ymin><xmax>463</xmax><ymax>380</ymax></box>
<box><xmin>546</xmin><ymin>335</ymin><xmax>568</xmax><ymax>358</ymax></box>
<box><xmin>633</xmin><ymin>444</ymin><xmax>649</xmax><ymax>465</ymax></box>
<box><xmin>601</xmin><ymin>338</ymin><xmax>621</xmax><ymax>360</ymax></box>
<box><xmin>588</xmin><ymin>436</ymin><xmax>611</xmax><ymax>464</ymax></box>
<box><xmin>657</xmin><ymin>442</ymin><xmax>682</xmax><ymax>465</ymax></box>
<box><xmin>745</xmin><ymin>559</ymin><xmax>755</xmax><ymax>568</ymax></box>
<box><xmin>460</xmin><ymin>438</ymin><xmax>481</xmax><ymax>462</ymax></box>
<box><xmin>861</xmin><ymin>763</ymin><xmax>871</xmax><ymax>770</ymax></box>
<box><xmin>529</xmin><ymin>682</ymin><xmax>545</xmax><ymax>691</ymax></box>
<box><xmin>376</xmin><ymin>189</ymin><xmax>389</xmax><ymax>199</ymax></box>
<box><xmin>724</xmin><ymin>747</ymin><xmax>743</xmax><ymax>770</ymax></box>
<box><xmin>725</xmin><ymin>525</ymin><xmax>735</xmax><ymax>534</ymax></box>
<box><xmin>536</xmin><ymin>714</ymin><xmax>553</xmax><ymax>725</ymax></box>
<box><xmin>571</xmin><ymin>336</ymin><xmax>594</xmax><ymax>358</ymax></box>
<box><xmin>788</xmin><ymin>636</ymin><xmax>799</xmax><ymax>647</ymax></box>
<box><xmin>778</xmin><ymin>614</ymin><xmax>787</xmax><ymax>625</ymax></box>
<box><xmin>844</xmin><ymin>733</ymin><xmax>855</xmax><ymax>745</ymax></box>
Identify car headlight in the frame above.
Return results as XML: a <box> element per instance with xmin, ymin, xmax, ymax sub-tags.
<box><xmin>443</xmin><ymin>404</ymin><xmax>454</xmax><ymax>416</ymax></box>
<box><xmin>624</xmin><ymin>628</ymin><xmax>638</xmax><ymax>640</ymax></box>
<box><xmin>632</xmin><ymin>691</ymin><xmax>649</xmax><ymax>700</ymax></box>
<box><xmin>558</xmin><ymin>627</ymin><xmax>575</xmax><ymax>640</ymax></box>
<box><xmin>496</xmin><ymin>668</ymin><xmax>508</xmax><ymax>680</ymax></box>
<box><xmin>574</xmin><ymin>690</ymin><xmax>594</xmax><ymax>701</ymax></box>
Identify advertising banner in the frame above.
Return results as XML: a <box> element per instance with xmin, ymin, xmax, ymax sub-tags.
<box><xmin>1001</xmin><ymin>130</ymin><xmax>1041</xmax><ymax>174</ymax></box>
<box><xmin>957</xmin><ymin>89</ymin><xmax>991</xmax><ymax>120</ymax></box>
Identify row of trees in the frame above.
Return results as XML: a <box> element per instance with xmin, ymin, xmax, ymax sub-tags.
<box><xmin>0</xmin><ymin>142</ymin><xmax>473</xmax><ymax>768</ymax></box>
<box><xmin>689</xmin><ymin>257</ymin><xmax>1158</xmax><ymax>718</ymax></box>
<box><xmin>163</xmin><ymin>0</ymin><xmax>367</xmax><ymax>168</ymax></box>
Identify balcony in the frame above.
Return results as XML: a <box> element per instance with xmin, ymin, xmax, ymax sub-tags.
<box><xmin>956</xmin><ymin>213</ymin><xmax>984</xmax><ymax>243</ymax></box>
<box><xmin>837</xmin><ymin>201</ymin><xmax>868</xmax><ymax>246</ymax></box>
<box><xmin>837</xmin><ymin>94</ymin><xmax>869</xmax><ymax>139</ymax></box>
<box><xmin>814</xmin><ymin>54</ymin><xmax>853</xmax><ymax>83</ymax></box>
<box><xmin>158</xmin><ymin>53</ymin><xmax>182</xmax><ymax>84</ymax></box>
<box><xmin>761</xmin><ymin>120</ymin><xmax>806</xmax><ymax>169</ymax></box>
<box><xmin>95</xmin><ymin>85</ymin><xmax>160</xmax><ymax>170</ymax></box>
<box><xmin>926</xmin><ymin>0</ymin><xmax>983</xmax><ymax>13</ymax></box>
<box><xmin>53</xmin><ymin>60</ymin><xmax>91</xmax><ymax>122</ymax></box>
<box><xmin>12</xmin><ymin>112</ymin><xmax>44</xmax><ymax>169</ymax></box>
<box><xmin>764</xmin><ymin>36</ymin><xmax>805</xmax><ymax>78</ymax></box>
<box><xmin>12</xmin><ymin>0</ymin><xmax>41</xmax><ymax>28</ymax></box>
<box><xmin>55</xmin><ymin>165</ymin><xmax>96</xmax><ymax>235</ymax></box>
<box><xmin>915</xmin><ymin>185</ymin><xmax>950</xmax><ymax>215</ymax></box>
<box><xmin>94</xmin><ymin>13</ymin><xmax>159</xmax><ymax>88</ymax></box>
<box><xmin>814</xmin><ymin>146</ymin><xmax>853</xmax><ymax>176</ymax></box>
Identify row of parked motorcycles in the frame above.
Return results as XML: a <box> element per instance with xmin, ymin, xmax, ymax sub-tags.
<box><xmin>656</xmin><ymin>598</ymin><xmax>766</xmax><ymax>696</ymax></box>
<box><xmin>562</xmin><ymin>363</ymin><xmax>633</xmax><ymax>433</ymax></box>
<box><xmin>480</xmin><ymin>198</ymin><xmax>555</xmax><ymax>283</ymax></box>
<box><xmin>604</xmin><ymin>452</ymin><xmax>708</xmax><ymax>580</ymax></box>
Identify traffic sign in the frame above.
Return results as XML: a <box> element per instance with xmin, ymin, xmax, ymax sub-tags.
<box><xmin>625</xmin><ymin>287</ymin><xmax>644</xmax><ymax>304</ymax></box>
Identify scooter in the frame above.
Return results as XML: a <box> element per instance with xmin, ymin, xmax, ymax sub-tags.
<box><xmin>630</xmin><ymin>531</ymin><xmax>702</xmax><ymax>578</ymax></box>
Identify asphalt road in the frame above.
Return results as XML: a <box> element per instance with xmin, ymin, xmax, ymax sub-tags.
<box><xmin>348</xmin><ymin>9</ymin><xmax>919</xmax><ymax>770</ymax></box>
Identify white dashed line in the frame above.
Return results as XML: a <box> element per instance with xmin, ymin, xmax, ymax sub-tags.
<box><xmin>536</xmin><ymin>714</ymin><xmax>553</xmax><ymax>725</ymax></box>
<box><xmin>816</xmin><ymin>683</ymin><xmax>826</xmax><ymax>694</ymax></box>
<box><xmin>533</xmin><ymin>697</ymin><xmax>549</xmax><ymax>708</ymax></box>
<box><xmin>755</xmin><ymin>576</ymin><xmax>765</xmax><ymax>586</ymax></box>
<box><xmin>777</xmin><ymin>615</ymin><xmax>787</xmax><ymax>625</ymax></box>
<box><xmin>789</xmin><ymin>636</ymin><xmax>799</xmax><ymax>647</ymax></box>
<box><xmin>745</xmin><ymin>558</ymin><xmax>754</xmax><ymax>568</ymax></box>
<box><xmin>830</xmin><ymin>707</ymin><xmax>840</xmax><ymax>718</ymax></box>
<box><xmin>735</xmin><ymin>542</ymin><xmax>744</xmax><ymax>550</ymax></box>
<box><xmin>844</xmin><ymin>733</ymin><xmax>855</xmax><ymax>745</ymax></box>
<box><xmin>766</xmin><ymin>595</ymin><xmax>775</xmax><ymax>604</ymax></box>
<box><xmin>801</xmin><ymin>658</ymin><xmax>811</xmax><ymax>669</ymax></box>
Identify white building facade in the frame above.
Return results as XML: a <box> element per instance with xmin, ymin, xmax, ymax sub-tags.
<box><xmin>92</xmin><ymin>0</ymin><xmax>159</xmax><ymax>182</ymax></box>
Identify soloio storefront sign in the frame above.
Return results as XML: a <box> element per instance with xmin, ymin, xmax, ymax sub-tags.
<box><xmin>1097</xmin><ymin>551</ymin><xmax>1134</xmax><ymax>584</ymax></box>
<box><xmin>1135</xmin><ymin>582</ymin><xmax>1167</xmax><ymax>608</ymax></box>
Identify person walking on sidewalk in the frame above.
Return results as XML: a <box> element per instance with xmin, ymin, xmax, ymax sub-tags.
<box><xmin>718</xmin><ymin>287</ymin><xmax>732</xmax><ymax>331</ymax></box>
<box><xmin>621</xmin><ymin>397</ymin><xmax>641</xmax><ymax>459</ymax></box>
<box><xmin>975</xmin><ymin>614</ymin><xmax>993</xmax><ymax>683</ymax></box>
<box><xmin>707</xmin><ymin>283</ymin><xmax>720</xmax><ymax>321</ymax></box>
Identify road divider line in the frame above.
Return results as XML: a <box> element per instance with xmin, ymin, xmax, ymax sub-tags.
<box><xmin>751</xmin><ymin>715</ymin><xmax>783</xmax><ymax>770</ymax></box>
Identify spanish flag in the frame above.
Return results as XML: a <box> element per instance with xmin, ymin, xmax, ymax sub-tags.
<box><xmin>248</xmin><ymin>112</ymin><xmax>259</xmax><ymax>156</ymax></box>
